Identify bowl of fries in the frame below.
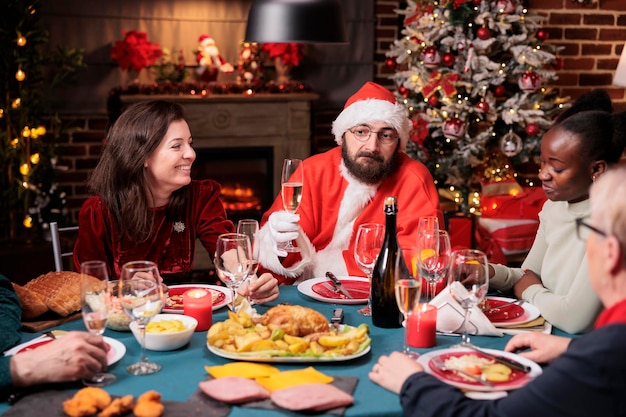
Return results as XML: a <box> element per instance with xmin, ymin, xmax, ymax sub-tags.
<box><xmin>130</xmin><ymin>313</ymin><xmax>197</xmax><ymax>351</ymax></box>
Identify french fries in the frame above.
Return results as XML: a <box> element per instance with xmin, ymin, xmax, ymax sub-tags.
<box><xmin>207</xmin><ymin>310</ymin><xmax>370</xmax><ymax>357</ymax></box>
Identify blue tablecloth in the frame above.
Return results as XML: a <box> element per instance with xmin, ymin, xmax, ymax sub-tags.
<box><xmin>1</xmin><ymin>285</ymin><xmax>567</xmax><ymax>416</ymax></box>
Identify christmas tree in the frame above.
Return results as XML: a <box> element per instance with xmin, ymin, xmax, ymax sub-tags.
<box><xmin>0</xmin><ymin>0</ymin><xmax>84</xmax><ymax>240</ymax></box>
<box><xmin>386</xmin><ymin>0</ymin><xmax>568</xmax><ymax>213</ymax></box>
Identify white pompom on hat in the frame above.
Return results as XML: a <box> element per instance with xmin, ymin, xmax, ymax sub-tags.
<box><xmin>332</xmin><ymin>81</ymin><xmax>411</xmax><ymax>150</ymax></box>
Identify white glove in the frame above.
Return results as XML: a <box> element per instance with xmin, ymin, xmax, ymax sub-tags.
<box><xmin>268</xmin><ymin>211</ymin><xmax>300</xmax><ymax>257</ymax></box>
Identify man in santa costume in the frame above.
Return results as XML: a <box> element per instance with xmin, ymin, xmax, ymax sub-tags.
<box><xmin>196</xmin><ymin>34</ymin><xmax>233</xmax><ymax>82</ymax></box>
<box><xmin>257</xmin><ymin>81</ymin><xmax>442</xmax><ymax>285</ymax></box>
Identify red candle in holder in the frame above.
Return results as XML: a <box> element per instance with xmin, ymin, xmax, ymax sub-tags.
<box><xmin>408</xmin><ymin>304</ymin><xmax>437</xmax><ymax>348</ymax></box>
<box><xmin>183</xmin><ymin>289</ymin><xmax>213</xmax><ymax>332</ymax></box>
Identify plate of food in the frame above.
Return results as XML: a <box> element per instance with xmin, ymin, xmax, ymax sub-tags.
<box><xmin>484</xmin><ymin>296</ymin><xmax>540</xmax><ymax>326</ymax></box>
<box><xmin>297</xmin><ymin>277</ymin><xmax>369</xmax><ymax>305</ymax></box>
<box><xmin>4</xmin><ymin>335</ymin><xmax>126</xmax><ymax>366</ymax></box>
<box><xmin>418</xmin><ymin>348</ymin><xmax>542</xmax><ymax>392</ymax></box>
<box><xmin>206</xmin><ymin>305</ymin><xmax>371</xmax><ymax>362</ymax></box>
<box><xmin>163</xmin><ymin>284</ymin><xmax>231</xmax><ymax>313</ymax></box>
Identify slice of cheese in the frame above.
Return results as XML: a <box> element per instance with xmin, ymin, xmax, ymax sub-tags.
<box><xmin>205</xmin><ymin>362</ymin><xmax>279</xmax><ymax>379</ymax></box>
<box><xmin>255</xmin><ymin>367</ymin><xmax>333</xmax><ymax>392</ymax></box>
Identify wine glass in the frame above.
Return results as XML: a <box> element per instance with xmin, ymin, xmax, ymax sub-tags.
<box><xmin>394</xmin><ymin>248</ymin><xmax>422</xmax><ymax>358</ymax></box>
<box><xmin>214</xmin><ymin>233</ymin><xmax>253</xmax><ymax>312</ymax></box>
<box><xmin>118</xmin><ymin>261</ymin><xmax>164</xmax><ymax>375</ymax></box>
<box><xmin>237</xmin><ymin>219</ymin><xmax>259</xmax><ymax>305</ymax></box>
<box><xmin>353</xmin><ymin>223</ymin><xmax>385</xmax><ymax>316</ymax></box>
<box><xmin>280</xmin><ymin>158</ymin><xmax>303</xmax><ymax>253</ymax></box>
<box><xmin>447</xmin><ymin>249</ymin><xmax>489</xmax><ymax>347</ymax></box>
<box><xmin>80</xmin><ymin>260</ymin><xmax>116</xmax><ymax>386</ymax></box>
<box><xmin>418</xmin><ymin>216</ymin><xmax>439</xmax><ymax>236</ymax></box>
<box><xmin>416</xmin><ymin>229</ymin><xmax>451</xmax><ymax>301</ymax></box>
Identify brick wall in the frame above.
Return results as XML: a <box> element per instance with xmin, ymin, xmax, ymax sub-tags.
<box><xmin>58</xmin><ymin>0</ymin><xmax>626</xmax><ymax>223</ymax></box>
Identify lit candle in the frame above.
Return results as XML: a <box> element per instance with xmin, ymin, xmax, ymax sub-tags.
<box><xmin>183</xmin><ymin>289</ymin><xmax>213</xmax><ymax>331</ymax></box>
<box><xmin>407</xmin><ymin>304</ymin><xmax>437</xmax><ymax>348</ymax></box>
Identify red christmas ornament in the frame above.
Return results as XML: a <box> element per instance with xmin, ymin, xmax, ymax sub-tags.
<box><xmin>477</xmin><ymin>27</ymin><xmax>491</xmax><ymax>41</ymax></box>
<box><xmin>472</xmin><ymin>0</ymin><xmax>482</xmax><ymax>5</ymax></box>
<box><xmin>552</xmin><ymin>57</ymin><xmax>564</xmax><ymax>70</ymax></box>
<box><xmin>495</xmin><ymin>0</ymin><xmax>515</xmax><ymax>14</ymax></box>
<box><xmin>518</xmin><ymin>70</ymin><xmax>542</xmax><ymax>92</ymax></box>
<box><xmin>428</xmin><ymin>95</ymin><xmax>440</xmax><ymax>107</ymax></box>
<box><xmin>442</xmin><ymin>52</ymin><xmax>455</xmax><ymax>67</ymax></box>
<box><xmin>410</xmin><ymin>36</ymin><xmax>420</xmax><ymax>43</ymax></box>
<box><xmin>494</xmin><ymin>85</ymin><xmax>506</xmax><ymax>97</ymax></box>
<box><xmin>398</xmin><ymin>85</ymin><xmax>410</xmax><ymax>97</ymax></box>
<box><xmin>536</xmin><ymin>29</ymin><xmax>549</xmax><ymax>42</ymax></box>
<box><xmin>442</xmin><ymin>117</ymin><xmax>467</xmax><ymax>140</ymax></box>
<box><xmin>476</xmin><ymin>100</ymin><xmax>489</xmax><ymax>112</ymax></box>
<box><xmin>525</xmin><ymin>123</ymin><xmax>540</xmax><ymax>136</ymax></box>
<box><xmin>421</xmin><ymin>46</ymin><xmax>441</xmax><ymax>68</ymax></box>
<box><xmin>385</xmin><ymin>58</ymin><xmax>397</xmax><ymax>70</ymax></box>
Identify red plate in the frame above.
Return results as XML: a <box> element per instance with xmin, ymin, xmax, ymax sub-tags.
<box><xmin>428</xmin><ymin>351</ymin><xmax>531</xmax><ymax>390</ymax></box>
<box><xmin>311</xmin><ymin>280</ymin><xmax>369</xmax><ymax>300</ymax></box>
<box><xmin>483</xmin><ymin>299</ymin><xmax>524</xmax><ymax>322</ymax></box>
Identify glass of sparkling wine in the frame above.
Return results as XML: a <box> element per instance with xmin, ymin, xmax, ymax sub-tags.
<box><xmin>354</xmin><ymin>223</ymin><xmax>385</xmax><ymax>316</ymax></box>
<box><xmin>237</xmin><ymin>219</ymin><xmax>260</xmax><ymax>304</ymax></box>
<box><xmin>118</xmin><ymin>261</ymin><xmax>164</xmax><ymax>375</ymax></box>
<box><xmin>80</xmin><ymin>260</ymin><xmax>116</xmax><ymax>386</ymax></box>
<box><xmin>214</xmin><ymin>233</ymin><xmax>253</xmax><ymax>312</ymax></box>
<box><xmin>394</xmin><ymin>248</ymin><xmax>422</xmax><ymax>358</ymax></box>
<box><xmin>280</xmin><ymin>158</ymin><xmax>303</xmax><ymax>253</ymax></box>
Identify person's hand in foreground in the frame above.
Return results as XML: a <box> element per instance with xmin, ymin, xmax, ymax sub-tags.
<box><xmin>10</xmin><ymin>331</ymin><xmax>108</xmax><ymax>387</ymax></box>
<box><xmin>369</xmin><ymin>351</ymin><xmax>424</xmax><ymax>394</ymax></box>
<box><xmin>504</xmin><ymin>332</ymin><xmax>571</xmax><ymax>364</ymax></box>
<box><xmin>239</xmin><ymin>272</ymin><xmax>279</xmax><ymax>304</ymax></box>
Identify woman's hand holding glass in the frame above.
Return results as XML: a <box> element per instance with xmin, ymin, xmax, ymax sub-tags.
<box><xmin>214</xmin><ymin>233</ymin><xmax>253</xmax><ymax>312</ymax></box>
<box><xmin>118</xmin><ymin>261</ymin><xmax>164</xmax><ymax>375</ymax></box>
<box><xmin>417</xmin><ymin>229</ymin><xmax>451</xmax><ymax>301</ymax></box>
<box><xmin>80</xmin><ymin>260</ymin><xmax>116</xmax><ymax>386</ymax></box>
<box><xmin>354</xmin><ymin>223</ymin><xmax>385</xmax><ymax>316</ymax></box>
<box><xmin>447</xmin><ymin>249</ymin><xmax>489</xmax><ymax>347</ymax></box>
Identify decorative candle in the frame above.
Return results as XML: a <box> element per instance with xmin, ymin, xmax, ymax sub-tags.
<box><xmin>407</xmin><ymin>304</ymin><xmax>437</xmax><ymax>348</ymax></box>
<box><xmin>183</xmin><ymin>289</ymin><xmax>213</xmax><ymax>332</ymax></box>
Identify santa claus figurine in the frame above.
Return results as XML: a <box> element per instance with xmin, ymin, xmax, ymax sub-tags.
<box><xmin>196</xmin><ymin>34</ymin><xmax>234</xmax><ymax>82</ymax></box>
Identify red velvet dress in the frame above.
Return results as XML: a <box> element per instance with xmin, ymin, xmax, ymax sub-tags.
<box><xmin>73</xmin><ymin>180</ymin><xmax>234</xmax><ymax>282</ymax></box>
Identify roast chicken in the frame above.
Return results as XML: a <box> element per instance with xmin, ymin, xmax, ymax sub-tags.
<box><xmin>259</xmin><ymin>305</ymin><xmax>329</xmax><ymax>336</ymax></box>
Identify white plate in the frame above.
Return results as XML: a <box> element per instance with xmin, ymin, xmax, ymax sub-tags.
<box><xmin>297</xmin><ymin>276</ymin><xmax>369</xmax><ymax>305</ymax></box>
<box><xmin>163</xmin><ymin>284</ymin><xmax>232</xmax><ymax>313</ymax></box>
<box><xmin>4</xmin><ymin>336</ymin><xmax>126</xmax><ymax>367</ymax></box>
<box><xmin>207</xmin><ymin>324</ymin><xmax>371</xmax><ymax>363</ymax></box>
<box><xmin>487</xmin><ymin>296</ymin><xmax>541</xmax><ymax>327</ymax></box>
<box><xmin>418</xmin><ymin>347</ymin><xmax>542</xmax><ymax>392</ymax></box>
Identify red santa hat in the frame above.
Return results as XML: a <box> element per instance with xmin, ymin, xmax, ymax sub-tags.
<box><xmin>332</xmin><ymin>81</ymin><xmax>411</xmax><ymax>150</ymax></box>
<box><xmin>198</xmin><ymin>34</ymin><xmax>215</xmax><ymax>45</ymax></box>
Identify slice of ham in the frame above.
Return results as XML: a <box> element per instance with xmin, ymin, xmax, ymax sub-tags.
<box><xmin>271</xmin><ymin>383</ymin><xmax>354</xmax><ymax>411</ymax></box>
<box><xmin>199</xmin><ymin>377</ymin><xmax>270</xmax><ymax>404</ymax></box>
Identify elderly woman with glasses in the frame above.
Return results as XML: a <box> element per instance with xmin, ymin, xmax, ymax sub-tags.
<box><xmin>487</xmin><ymin>90</ymin><xmax>626</xmax><ymax>334</ymax></box>
<box><xmin>369</xmin><ymin>162</ymin><xmax>626</xmax><ymax>417</ymax></box>
<box><xmin>255</xmin><ymin>82</ymin><xmax>442</xmax><ymax>285</ymax></box>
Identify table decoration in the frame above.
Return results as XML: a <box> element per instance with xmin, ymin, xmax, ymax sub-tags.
<box><xmin>408</xmin><ymin>303</ymin><xmax>438</xmax><ymax>348</ymax></box>
<box><xmin>182</xmin><ymin>289</ymin><xmax>213</xmax><ymax>331</ymax></box>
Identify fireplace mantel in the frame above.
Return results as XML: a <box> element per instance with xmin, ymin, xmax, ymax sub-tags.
<box><xmin>119</xmin><ymin>93</ymin><xmax>319</xmax><ymax>197</ymax></box>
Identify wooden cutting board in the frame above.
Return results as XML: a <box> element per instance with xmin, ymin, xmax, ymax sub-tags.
<box><xmin>21</xmin><ymin>311</ymin><xmax>81</xmax><ymax>333</ymax></box>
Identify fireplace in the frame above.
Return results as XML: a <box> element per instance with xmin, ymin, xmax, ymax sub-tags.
<box><xmin>192</xmin><ymin>146</ymin><xmax>274</xmax><ymax>222</ymax></box>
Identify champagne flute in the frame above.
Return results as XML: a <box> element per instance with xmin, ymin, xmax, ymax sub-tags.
<box><xmin>418</xmin><ymin>216</ymin><xmax>439</xmax><ymax>236</ymax></box>
<box><xmin>354</xmin><ymin>223</ymin><xmax>385</xmax><ymax>316</ymax></box>
<box><xmin>394</xmin><ymin>247</ymin><xmax>422</xmax><ymax>358</ymax></box>
<box><xmin>80</xmin><ymin>260</ymin><xmax>116</xmax><ymax>386</ymax></box>
<box><xmin>447</xmin><ymin>249</ymin><xmax>489</xmax><ymax>347</ymax></box>
<box><xmin>280</xmin><ymin>158</ymin><xmax>303</xmax><ymax>253</ymax></box>
<box><xmin>118</xmin><ymin>261</ymin><xmax>164</xmax><ymax>375</ymax></box>
<box><xmin>237</xmin><ymin>219</ymin><xmax>259</xmax><ymax>305</ymax></box>
<box><xmin>416</xmin><ymin>229</ymin><xmax>451</xmax><ymax>301</ymax></box>
<box><xmin>214</xmin><ymin>233</ymin><xmax>253</xmax><ymax>312</ymax></box>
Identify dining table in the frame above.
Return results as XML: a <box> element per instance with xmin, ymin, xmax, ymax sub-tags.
<box><xmin>0</xmin><ymin>284</ymin><xmax>571</xmax><ymax>417</ymax></box>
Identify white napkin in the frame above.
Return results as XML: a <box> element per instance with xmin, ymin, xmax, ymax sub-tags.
<box><xmin>430</xmin><ymin>282</ymin><xmax>503</xmax><ymax>337</ymax></box>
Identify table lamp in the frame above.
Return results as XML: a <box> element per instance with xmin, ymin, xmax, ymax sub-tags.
<box><xmin>613</xmin><ymin>43</ymin><xmax>626</xmax><ymax>86</ymax></box>
<box><xmin>245</xmin><ymin>0</ymin><xmax>348</xmax><ymax>43</ymax></box>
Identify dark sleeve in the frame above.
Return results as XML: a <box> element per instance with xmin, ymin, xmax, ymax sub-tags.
<box><xmin>399</xmin><ymin>327</ymin><xmax>626</xmax><ymax>417</ymax></box>
<box><xmin>192</xmin><ymin>180</ymin><xmax>235</xmax><ymax>259</ymax></box>
<box><xmin>0</xmin><ymin>274</ymin><xmax>22</xmax><ymax>396</ymax></box>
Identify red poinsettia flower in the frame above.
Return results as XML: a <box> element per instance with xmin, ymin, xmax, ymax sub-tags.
<box><xmin>261</xmin><ymin>43</ymin><xmax>303</xmax><ymax>67</ymax></box>
<box><xmin>110</xmin><ymin>30</ymin><xmax>163</xmax><ymax>72</ymax></box>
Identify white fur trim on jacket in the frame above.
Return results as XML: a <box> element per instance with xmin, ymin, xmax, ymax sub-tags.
<box><xmin>257</xmin><ymin>220</ymin><xmax>315</xmax><ymax>280</ymax></box>
<box><xmin>331</xmin><ymin>98</ymin><xmax>411</xmax><ymax>150</ymax></box>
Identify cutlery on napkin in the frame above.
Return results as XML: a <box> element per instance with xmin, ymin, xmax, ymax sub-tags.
<box><xmin>430</xmin><ymin>283</ymin><xmax>503</xmax><ymax>337</ymax></box>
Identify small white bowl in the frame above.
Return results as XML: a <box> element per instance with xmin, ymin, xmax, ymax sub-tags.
<box><xmin>130</xmin><ymin>313</ymin><xmax>197</xmax><ymax>351</ymax></box>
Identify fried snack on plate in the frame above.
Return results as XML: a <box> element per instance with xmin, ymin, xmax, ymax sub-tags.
<box><xmin>63</xmin><ymin>387</ymin><xmax>112</xmax><ymax>417</ymax></box>
<box><xmin>133</xmin><ymin>390</ymin><xmax>164</xmax><ymax>417</ymax></box>
<box><xmin>98</xmin><ymin>395</ymin><xmax>133</xmax><ymax>417</ymax></box>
